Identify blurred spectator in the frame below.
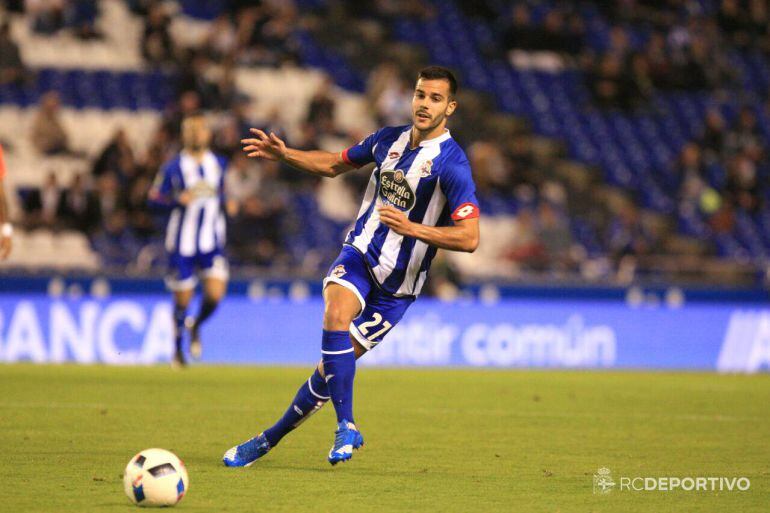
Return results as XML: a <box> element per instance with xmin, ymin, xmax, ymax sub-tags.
<box><xmin>374</xmin><ymin>75</ymin><xmax>412</xmax><ymax>127</ymax></box>
<box><xmin>502</xmin><ymin>6</ymin><xmax>584</xmax><ymax>55</ymax></box>
<box><xmin>590</xmin><ymin>54</ymin><xmax>636</xmax><ymax>110</ymax></box>
<box><xmin>39</xmin><ymin>171</ymin><xmax>63</xmax><ymax>228</ymax></box>
<box><xmin>162</xmin><ymin>90</ymin><xmax>201</xmax><ymax>138</ymax></box>
<box><xmin>212</xmin><ymin>64</ymin><xmax>247</xmax><ymax>111</ymax></box>
<box><xmin>60</xmin><ymin>173</ymin><xmax>98</xmax><ymax>232</ymax></box>
<box><xmin>94</xmin><ymin>173</ymin><xmax>123</xmax><ymax>225</ymax></box>
<box><xmin>204</xmin><ymin>15</ymin><xmax>238</xmax><ymax>60</ymax></box>
<box><xmin>140</xmin><ymin>125</ymin><xmax>173</xmax><ymax>177</ymax></box>
<box><xmin>224</xmin><ymin>153</ymin><xmax>261</xmax><ymax>212</ymax></box>
<box><xmin>30</xmin><ymin>91</ymin><xmax>70</xmax><ymax>155</ymax></box>
<box><xmin>306</xmin><ymin>76</ymin><xmax>336</xmax><ymax>133</ymax></box>
<box><xmin>607</xmin><ymin>203</ymin><xmax>654</xmax><ymax>260</ymax></box>
<box><xmin>725</xmin><ymin>108</ymin><xmax>764</xmax><ymax>157</ymax></box>
<box><xmin>125</xmin><ymin>0</ymin><xmax>153</xmax><ymax>17</ymax></box>
<box><xmin>142</xmin><ymin>3</ymin><xmax>175</xmax><ymax>66</ymax></box>
<box><xmin>22</xmin><ymin>171</ymin><xmax>63</xmax><ymax>229</ymax></box>
<box><xmin>211</xmin><ymin>113</ymin><xmax>244</xmax><ymax>157</ymax></box>
<box><xmin>709</xmin><ymin>200</ymin><xmax>736</xmax><ymax>234</ymax></box>
<box><xmin>701</xmin><ymin>109</ymin><xmax>727</xmax><ymax>159</ymax></box>
<box><xmin>260</xmin><ymin>3</ymin><xmax>298</xmax><ymax>65</ymax></box>
<box><xmin>26</xmin><ymin>0</ymin><xmax>65</xmax><ymax>35</ymax></box>
<box><xmin>0</xmin><ymin>22</ymin><xmax>26</xmax><ymax>86</ymax></box>
<box><xmin>537</xmin><ymin>202</ymin><xmax>578</xmax><ymax>270</ymax></box>
<box><xmin>455</xmin><ymin>0</ymin><xmax>496</xmax><ymax>22</ymax></box>
<box><xmin>91</xmin><ymin>211</ymin><xmax>140</xmax><ymax>266</ymax></box>
<box><xmin>177</xmin><ymin>53</ymin><xmax>220</xmax><ymax>109</ymax></box>
<box><xmin>717</xmin><ymin>0</ymin><xmax>750</xmax><ymax>48</ymax></box>
<box><xmin>233</xmin><ymin>3</ymin><xmax>296</xmax><ymax>67</ymax></box>
<box><xmin>676</xmin><ymin>142</ymin><xmax>714</xmax><ymax>216</ymax></box>
<box><xmin>725</xmin><ymin>153</ymin><xmax>761</xmax><ymax>213</ymax></box>
<box><xmin>368</xmin><ymin>62</ymin><xmax>412</xmax><ymax>126</ymax></box>
<box><xmin>503</xmin><ymin>5</ymin><xmax>538</xmax><ymax>52</ymax></box>
<box><xmin>468</xmin><ymin>141</ymin><xmax>510</xmax><ymax>198</ymax></box>
<box><xmin>125</xmin><ymin>174</ymin><xmax>155</xmax><ymax>239</ymax></box>
<box><xmin>504</xmin><ymin>208</ymin><xmax>544</xmax><ymax>266</ymax></box>
<box><xmin>66</xmin><ymin>0</ymin><xmax>101</xmax><ymax>40</ymax></box>
<box><xmin>227</xmin><ymin>159</ymin><xmax>289</xmax><ymax>265</ymax></box>
<box><xmin>644</xmin><ymin>31</ymin><xmax>671</xmax><ymax>89</ymax></box>
<box><xmin>678</xmin><ymin>143</ymin><xmax>707</xmax><ymax>187</ymax></box>
<box><xmin>92</xmin><ymin>128</ymin><xmax>135</xmax><ymax>178</ymax></box>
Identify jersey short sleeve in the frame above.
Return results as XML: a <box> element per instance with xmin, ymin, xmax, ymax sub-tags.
<box><xmin>341</xmin><ymin>128</ymin><xmax>386</xmax><ymax>168</ymax></box>
<box><xmin>0</xmin><ymin>144</ymin><xmax>6</xmax><ymax>179</ymax></box>
<box><xmin>148</xmin><ymin>159</ymin><xmax>180</xmax><ymax>206</ymax></box>
<box><xmin>441</xmin><ymin>158</ymin><xmax>480</xmax><ymax>222</ymax></box>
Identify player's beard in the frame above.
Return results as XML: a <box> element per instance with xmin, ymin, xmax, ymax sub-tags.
<box><xmin>415</xmin><ymin>111</ymin><xmax>445</xmax><ymax>133</ymax></box>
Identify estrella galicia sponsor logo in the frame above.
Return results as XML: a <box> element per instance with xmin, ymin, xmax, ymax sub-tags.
<box><xmin>190</xmin><ymin>180</ymin><xmax>217</xmax><ymax>198</ymax></box>
<box><xmin>379</xmin><ymin>169</ymin><xmax>415</xmax><ymax>211</ymax></box>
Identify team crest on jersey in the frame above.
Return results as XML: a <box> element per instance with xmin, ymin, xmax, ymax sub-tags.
<box><xmin>379</xmin><ymin>169</ymin><xmax>415</xmax><ymax>211</ymax></box>
<box><xmin>388</xmin><ymin>151</ymin><xmax>401</xmax><ymax>159</ymax></box>
<box><xmin>418</xmin><ymin>159</ymin><xmax>433</xmax><ymax>178</ymax></box>
<box><xmin>331</xmin><ymin>265</ymin><xmax>346</xmax><ymax>278</ymax></box>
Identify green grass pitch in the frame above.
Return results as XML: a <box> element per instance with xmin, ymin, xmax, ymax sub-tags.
<box><xmin>1</xmin><ymin>364</ymin><xmax>768</xmax><ymax>512</ymax></box>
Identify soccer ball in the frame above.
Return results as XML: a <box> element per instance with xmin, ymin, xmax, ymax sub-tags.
<box><xmin>123</xmin><ymin>448</ymin><xmax>189</xmax><ymax>507</ymax></box>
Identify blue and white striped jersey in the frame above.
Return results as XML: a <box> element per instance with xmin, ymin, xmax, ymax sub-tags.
<box><xmin>341</xmin><ymin>125</ymin><xmax>479</xmax><ymax>297</ymax></box>
<box><xmin>150</xmin><ymin>150</ymin><xmax>228</xmax><ymax>257</ymax></box>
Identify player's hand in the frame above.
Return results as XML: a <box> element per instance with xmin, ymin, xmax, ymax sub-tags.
<box><xmin>0</xmin><ymin>235</ymin><xmax>11</xmax><ymax>260</ymax></box>
<box><xmin>177</xmin><ymin>190</ymin><xmax>193</xmax><ymax>206</ymax></box>
<box><xmin>241</xmin><ymin>129</ymin><xmax>287</xmax><ymax>161</ymax></box>
<box><xmin>378</xmin><ymin>205</ymin><xmax>414</xmax><ymax>237</ymax></box>
<box><xmin>226</xmin><ymin>198</ymin><xmax>240</xmax><ymax>217</ymax></box>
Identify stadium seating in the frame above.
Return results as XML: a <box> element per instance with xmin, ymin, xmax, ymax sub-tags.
<box><xmin>2</xmin><ymin>0</ymin><xmax>769</xmax><ymax>277</ymax></box>
<box><xmin>384</xmin><ymin>0</ymin><xmax>770</xmax><ymax>264</ymax></box>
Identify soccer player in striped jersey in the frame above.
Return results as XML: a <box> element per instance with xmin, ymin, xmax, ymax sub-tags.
<box><xmin>149</xmin><ymin>113</ymin><xmax>229</xmax><ymax>367</ymax></box>
<box><xmin>224</xmin><ymin>66</ymin><xmax>479</xmax><ymax>466</ymax></box>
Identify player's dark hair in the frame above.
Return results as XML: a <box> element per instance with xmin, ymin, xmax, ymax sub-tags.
<box><xmin>417</xmin><ymin>66</ymin><xmax>458</xmax><ymax>97</ymax></box>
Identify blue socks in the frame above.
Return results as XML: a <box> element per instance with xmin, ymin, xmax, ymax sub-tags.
<box><xmin>261</xmin><ymin>330</ymin><xmax>356</xmax><ymax>448</ymax></box>
<box><xmin>263</xmin><ymin>369</ymin><xmax>329</xmax><ymax>447</ymax></box>
<box><xmin>173</xmin><ymin>303</ymin><xmax>187</xmax><ymax>352</ymax></box>
<box><xmin>321</xmin><ymin>329</ymin><xmax>356</xmax><ymax>424</ymax></box>
<box><xmin>193</xmin><ymin>298</ymin><xmax>219</xmax><ymax>332</ymax></box>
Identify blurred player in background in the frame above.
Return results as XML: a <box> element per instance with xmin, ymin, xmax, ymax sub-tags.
<box><xmin>149</xmin><ymin>113</ymin><xmax>229</xmax><ymax>367</ymax></box>
<box><xmin>0</xmin><ymin>144</ymin><xmax>12</xmax><ymax>259</ymax></box>
<box><xmin>225</xmin><ymin>66</ymin><xmax>480</xmax><ymax>466</ymax></box>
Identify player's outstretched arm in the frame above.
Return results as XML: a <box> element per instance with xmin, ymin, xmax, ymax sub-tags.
<box><xmin>378</xmin><ymin>205</ymin><xmax>479</xmax><ymax>253</ymax></box>
<box><xmin>241</xmin><ymin>129</ymin><xmax>354</xmax><ymax>178</ymax></box>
